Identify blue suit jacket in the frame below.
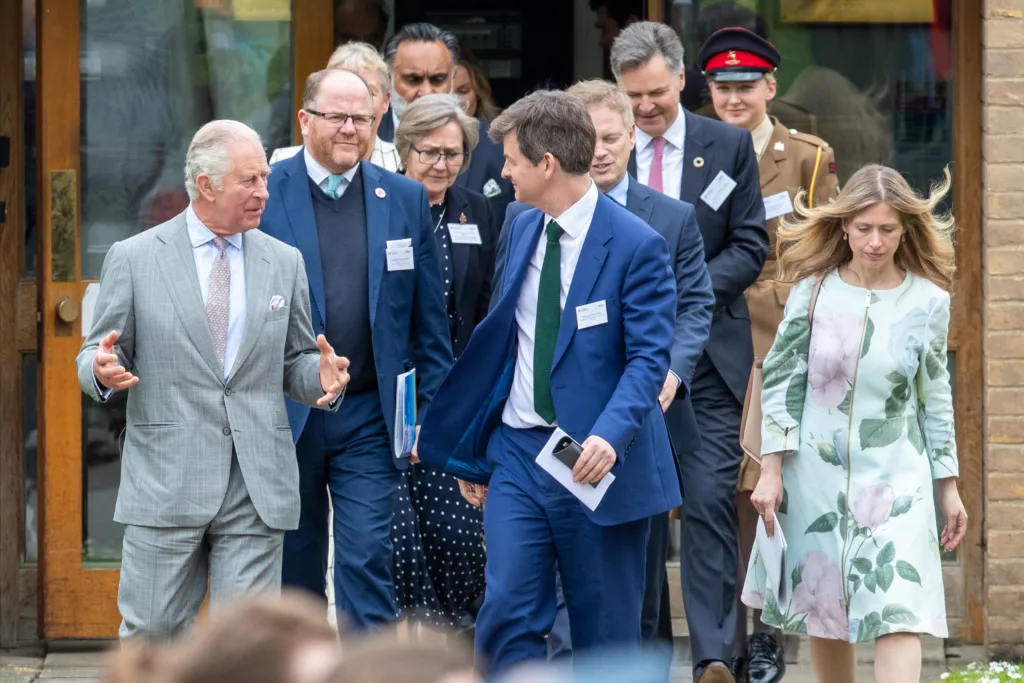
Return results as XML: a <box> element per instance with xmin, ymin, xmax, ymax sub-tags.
<box><xmin>261</xmin><ymin>152</ymin><xmax>454</xmax><ymax>466</ymax></box>
<box><xmin>629</xmin><ymin>110</ymin><xmax>768</xmax><ymax>402</ymax></box>
<box><xmin>495</xmin><ymin>177</ymin><xmax>715</xmax><ymax>456</ymax></box>
<box><xmin>418</xmin><ymin>192</ymin><xmax>682</xmax><ymax>526</ymax></box>
<box><xmin>379</xmin><ymin>108</ymin><xmax>513</xmax><ymax>217</ymax></box>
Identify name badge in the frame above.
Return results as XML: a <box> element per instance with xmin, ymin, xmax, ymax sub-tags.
<box><xmin>576</xmin><ymin>301</ymin><xmax>608</xmax><ymax>329</ymax></box>
<box><xmin>448</xmin><ymin>223</ymin><xmax>482</xmax><ymax>245</ymax></box>
<box><xmin>386</xmin><ymin>247</ymin><xmax>414</xmax><ymax>271</ymax></box>
<box><xmin>764</xmin><ymin>190</ymin><xmax>795</xmax><ymax>221</ymax></box>
<box><xmin>700</xmin><ymin>170</ymin><xmax>738</xmax><ymax>212</ymax></box>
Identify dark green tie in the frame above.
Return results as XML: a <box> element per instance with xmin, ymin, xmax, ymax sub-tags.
<box><xmin>534</xmin><ymin>220</ymin><xmax>564</xmax><ymax>424</ymax></box>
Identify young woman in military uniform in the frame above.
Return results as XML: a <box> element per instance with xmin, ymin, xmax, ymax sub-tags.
<box><xmin>698</xmin><ymin>26</ymin><xmax>840</xmax><ymax>683</ymax></box>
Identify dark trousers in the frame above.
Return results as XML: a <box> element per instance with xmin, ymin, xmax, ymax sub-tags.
<box><xmin>679</xmin><ymin>358</ymin><xmax>744</xmax><ymax>667</ymax></box>
<box><xmin>476</xmin><ymin>424</ymin><xmax>649</xmax><ymax>674</ymax></box>
<box><xmin>641</xmin><ymin>510</ymin><xmax>674</xmax><ymax>643</ymax></box>
<box><xmin>281</xmin><ymin>392</ymin><xmax>400</xmax><ymax>630</ymax></box>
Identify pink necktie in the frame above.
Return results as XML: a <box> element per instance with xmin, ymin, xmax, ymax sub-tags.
<box><xmin>648</xmin><ymin>136</ymin><xmax>668</xmax><ymax>193</ymax></box>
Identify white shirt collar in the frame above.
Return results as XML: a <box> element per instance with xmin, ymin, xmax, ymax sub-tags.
<box><xmin>635</xmin><ymin>104</ymin><xmax>687</xmax><ymax>153</ymax></box>
<box><xmin>303</xmin><ymin>147</ymin><xmax>359</xmax><ymax>187</ymax></box>
<box><xmin>606</xmin><ymin>174</ymin><xmax>630</xmax><ymax>206</ymax></box>
<box><xmin>186</xmin><ymin>203</ymin><xmax>242</xmax><ymax>250</ymax></box>
<box><xmin>544</xmin><ymin>180</ymin><xmax>599</xmax><ymax>239</ymax></box>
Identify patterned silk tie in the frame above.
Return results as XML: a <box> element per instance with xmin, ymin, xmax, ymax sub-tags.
<box><xmin>533</xmin><ymin>220</ymin><xmax>564</xmax><ymax>424</ymax></box>
<box><xmin>324</xmin><ymin>174</ymin><xmax>347</xmax><ymax>199</ymax></box>
<box><xmin>648</xmin><ymin>136</ymin><xmax>668</xmax><ymax>193</ymax></box>
<box><xmin>206</xmin><ymin>237</ymin><xmax>230</xmax><ymax>370</ymax></box>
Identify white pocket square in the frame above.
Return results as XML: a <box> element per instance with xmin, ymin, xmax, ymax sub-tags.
<box><xmin>269</xmin><ymin>295</ymin><xmax>286</xmax><ymax>311</ymax></box>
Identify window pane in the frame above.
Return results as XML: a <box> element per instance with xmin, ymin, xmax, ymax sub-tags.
<box><xmin>78</xmin><ymin>0</ymin><xmax>293</xmax><ymax>567</ymax></box>
<box><xmin>79</xmin><ymin>0</ymin><xmax>293</xmax><ymax>280</ymax></box>
<box><xmin>669</xmin><ymin>0</ymin><xmax>953</xmax><ymax>193</ymax></box>
<box><xmin>23</xmin><ymin>0</ymin><xmax>37</xmax><ymax>276</ymax></box>
<box><xmin>23</xmin><ymin>354</ymin><xmax>38</xmax><ymax>563</ymax></box>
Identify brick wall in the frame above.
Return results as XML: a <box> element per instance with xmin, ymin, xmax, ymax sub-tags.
<box><xmin>983</xmin><ymin>0</ymin><xmax>1024</xmax><ymax>659</ymax></box>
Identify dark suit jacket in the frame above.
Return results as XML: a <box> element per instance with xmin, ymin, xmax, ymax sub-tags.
<box><xmin>629</xmin><ymin>110</ymin><xmax>768</xmax><ymax>402</ymax></box>
<box><xmin>380</xmin><ymin>107</ymin><xmax>514</xmax><ymax>217</ymax></box>
<box><xmin>440</xmin><ymin>183</ymin><xmax>499</xmax><ymax>358</ymax></box>
<box><xmin>260</xmin><ymin>153</ymin><xmax>454</xmax><ymax>467</ymax></box>
<box><xmin>494</xmin><ymin>177</ymin><xmax>715</xmax><ymax>456</ymax></box>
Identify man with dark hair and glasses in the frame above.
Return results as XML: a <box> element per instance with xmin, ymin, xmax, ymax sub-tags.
<box><xmin>381</xmin><ymin>22</ymin><xmax>513</xmax><ymax>217</ymax></box>
<box><xmin>260</xmin><ymin>68</ymin><xmax>454</xmax><ymax>630</ymax></box>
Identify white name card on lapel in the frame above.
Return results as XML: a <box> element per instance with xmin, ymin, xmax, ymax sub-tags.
<box><xmin>576</xmin><ymin>300</ymin><xmax>608</xmax><ymax>329</ymax></box>
<box><xmin>764</xmin><ymin>190</ymin><xmax>795</xmax><ymax>221</ymax></box>
<box><xmin>700</xmin><ymin>171</ymin><xmax>738</xmax><ymax>212</ymax></box>
<box><xmin>448</xmin><ymin>223</ymin><xmax>482</xmax><ymax>245</ymax></box>
<box><xmin>386</xmin><ymin>238</ymin><xmax>414</xmax><ymax>271</ymax></box>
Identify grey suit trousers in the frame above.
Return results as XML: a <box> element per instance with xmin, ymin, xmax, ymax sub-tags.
<box><xmin>117</xmin><ymin>453</ymin><xmax>284</xmax><ymax>640</ymax></box>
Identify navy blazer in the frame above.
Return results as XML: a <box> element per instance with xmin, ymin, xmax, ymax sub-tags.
<box><xmin>260</xmin><ymin>152</ymin><xmax>454</xmax><ymax>465</ymax></box>
<box><xmin>629</xmin><ymin>110</ymin><xmax>768</xmax><ymax>402</ymax></box>
<box><xmin>418</xmin><ymin>192</ymin><xmax>682</xmax><ymax>526</ymax></box>
<box><xmin>440</xmin><ymin>183</ymin><xmax>499</xmax><ymax>358</ymax></box>
<box><xmin>495</xmin><ymin>177</ymin><xmax>715</xmax><ymax>456</ymax></box>
<box><xmin>380</xmin><ymin>107</ymin><xmax>513</xmax><ymax>217</ymax></box>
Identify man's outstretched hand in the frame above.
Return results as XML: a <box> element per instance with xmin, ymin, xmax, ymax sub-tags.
<box><xmin>317</xmin><ymin>335</ymin><xmax>350</xmax><ymax>405</ymax></box>
<box><xmin>93</xmin><ymin>331</ymin><xmax>139</xmax><ymax>391</ymax></box>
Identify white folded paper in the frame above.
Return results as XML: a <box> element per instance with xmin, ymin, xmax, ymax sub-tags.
<box><xmin>535</xmin><ymin>428</ymin><xmax>615</xmax><ymax>511</ymax></box>
<box><xmin>755</xmin><ymin>515</ymin><xmax>789</xmax><ymax>612</ymax></box>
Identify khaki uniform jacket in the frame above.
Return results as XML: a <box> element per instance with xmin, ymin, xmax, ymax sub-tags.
<box><xmin>740</xmin><ymin>117</ymin><xmax>839</xmax><ymax>492</ymax></box>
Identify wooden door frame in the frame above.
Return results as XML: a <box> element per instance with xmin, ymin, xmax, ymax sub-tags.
<box><xmin>951</xmin><ymin>0</ymin><xmax>984</xmax><ymax>645</ymax></box>
<box><xmin>33</xmin><ymin>0</ymin><xmax>338</xmax><ymax>639</ymax></box>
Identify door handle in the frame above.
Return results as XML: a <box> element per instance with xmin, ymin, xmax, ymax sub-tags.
<box><xmin>56</xmin><ymin>298</ymin><xmax>80</xmax><ymax>323</ymax></box>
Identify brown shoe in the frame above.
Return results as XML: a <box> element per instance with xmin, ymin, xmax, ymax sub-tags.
<box><xmin>696</xmin><ymin>661</ymin><xmax>736</xmax><ymax>683</ymax></box>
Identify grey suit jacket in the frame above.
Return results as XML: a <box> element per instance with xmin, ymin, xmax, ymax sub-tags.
<box><xmin>76</xmin><ymin>212</ymin><xmax>333</xmax><ymax>531</ymax></box>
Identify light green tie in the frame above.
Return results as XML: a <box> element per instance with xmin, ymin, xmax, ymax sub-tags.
<box><xmin>324</xmin><ymin>174</ymin><xmax>347</xmax><ymax>199</ymax></box>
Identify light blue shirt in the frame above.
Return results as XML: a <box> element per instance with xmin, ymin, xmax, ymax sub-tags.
<box><xmin>606</xmin><ymin>174</ymin><xmax>630</xmax><ymax>207</ymax></box>
<box><xmin>303</xmin><ymin>147</ymin><xmax>359</xmax><ymax>197</ymax></box>
<box><xmin>186</xmin><ymin>204</ymin><xmax>247</xmax><ymax>380</ymax></box>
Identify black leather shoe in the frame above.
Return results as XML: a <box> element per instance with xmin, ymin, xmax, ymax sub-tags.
<box><xmin>747</xmin><ymin>633</ymin><xmax>786</xmax><ymax>683</ymax></box>
<box><xmin>730</xmin><ymin>655</ymin><xmax>748</xmax><ymax>683</ymax></box>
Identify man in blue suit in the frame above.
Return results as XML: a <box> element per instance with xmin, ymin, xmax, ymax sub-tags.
<box><xmin>612</xmin><ymin>22</ymin><xmax>768</xmax><ymax>683</ymax></box>
<box><xmin>260</xmin><ymin>68</ymin><xmax>453</xmax><ymax>629</ymax></box>
<box><xmin>378</xmin><ymin>22</ymin><xmax>513</xmax><ymax>217</ymax></box>
<box><xmin>495</xmin><ymin>79</ymin><xmax>715</xmax><ymax>659</ymax></box>
<box><xmin>417</xmin><ymin>90</ymin><xmax>679</xmax><ymax>674</ymax></box>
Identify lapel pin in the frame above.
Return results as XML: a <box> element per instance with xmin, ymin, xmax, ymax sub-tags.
<box><xmin>693</xmin><ymin>157</ymin><xmax>705</xmax><ymax>168</ymax></box>
<box><xmin>375</xmin><ymin>187</ymin><xmax>386</xmax><ymax>198</ymax></box>
<box><xmin>774</xmin><ymin>141</ymin><xmax>786</xmax><ymax>152</ymax></box>
<box><xmin>460</xmin><ymin>212</ymin><xmax>468</xmax><ymax>223</ymax></box>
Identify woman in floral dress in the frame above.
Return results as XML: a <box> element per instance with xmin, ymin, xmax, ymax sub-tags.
<box><xmin>743</xmin><ymin>164</ymin><xmax>968</xmax><ymax>683</ymax></box>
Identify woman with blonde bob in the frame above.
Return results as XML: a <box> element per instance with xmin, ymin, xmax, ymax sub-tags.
<box><xmin>741</xmin><ymin>164</ymin><xmax>967</xmax><ymax>683</ymax></box>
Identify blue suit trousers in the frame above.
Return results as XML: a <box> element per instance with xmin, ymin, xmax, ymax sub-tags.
<box><xmin>477</xmin><ymin>424</ymin><xmax>649</xmax><ymax>674</ymax></box>
<box><xmin>281</xmin><ymin>391</ymin><xmax>400</xmax><ymax>630</ymax></box>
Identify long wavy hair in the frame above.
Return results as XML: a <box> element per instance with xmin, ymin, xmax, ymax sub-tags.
<box><xmin>775</xmin><ymin>164</ymin><xmax>957</xmax><ymax>291</ymax></box>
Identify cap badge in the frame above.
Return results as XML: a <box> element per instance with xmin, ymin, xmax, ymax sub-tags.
<box><xmin>725</xmin><ymin>50</ymin><xmax>741</xmax><ymax>66</ymax></box>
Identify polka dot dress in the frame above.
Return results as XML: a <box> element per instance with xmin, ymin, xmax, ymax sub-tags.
<box><xmin>390</xmin><ymin>199</ymin><xmax>486</xmax><ymax>629</ymax></box>
<box><xmin>391</xmin><ymin>465</ymin><xmax>486</xmax><ymax>629</ymax></box>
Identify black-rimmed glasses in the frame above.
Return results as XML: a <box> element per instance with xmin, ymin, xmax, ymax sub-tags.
<box><xmin>304</xmin><ymin>109</ymin><xmax>375</xmax><ymax>128</ymax></box>
<box><xmin>411</xmin><ymin>145</ymin><xmax>468</xmax><ymax>167</ymax></box>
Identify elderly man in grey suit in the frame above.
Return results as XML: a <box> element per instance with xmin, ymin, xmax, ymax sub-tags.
<box><xmin>76</xmin><ymin>119</ymin><xmax>351</xmax><ymax>641</ymax></box>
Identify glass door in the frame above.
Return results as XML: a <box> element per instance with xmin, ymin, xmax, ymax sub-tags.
<box><xmin>36</xmin><ymin>0</ymin><xmax>331</xmax><ymax>638</ymax></box>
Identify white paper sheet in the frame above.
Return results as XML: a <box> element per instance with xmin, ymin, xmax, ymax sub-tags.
<box><xmin>756</xmin><ymin>515</ymin><xmax>789</xmax><ymax>612</ymax></box>
<box><xmin>535</xmin><ymin>428</ymin><xmax>615</xmax><ymax>511</ymax></box>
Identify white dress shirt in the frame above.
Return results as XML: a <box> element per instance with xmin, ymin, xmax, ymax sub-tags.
<box><xmin>502</xmin><ymin>181</ymin><xmax>600</xmax><ymax>429</ymax></box>
<box><xmin>186</xmin><ymin>205</ymin><xmax>247</xmax><ymax>380</ymax></box>
<box><xmin>303</xmin><ymin>147</ymin><xmax>359</xmax><ymax>196</ymax></box>
<box><xmin>635</xmin><ymin>104</ymin><xmax>687</xmax><ymax>200</ymax></box>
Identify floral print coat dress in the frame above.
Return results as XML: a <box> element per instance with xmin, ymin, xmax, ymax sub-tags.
<box><xmin>741</xmin><ymin>270</ymin><xmax>958</xmax><ymax>643</ymax></box>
